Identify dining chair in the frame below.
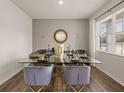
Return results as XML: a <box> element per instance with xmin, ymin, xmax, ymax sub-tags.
<box><xmin>62</xmin><ymin>64</ymin><xmax>91</xmax><ymax>92</ymax></box>
<box><xmin>23</xmin><ymin>63</ymin><xmax>54</xmax><ymax>92</ymax></box>
<box><xmin>36</xmin><ymin>49</ymin><xmax>47</xmax><ymax>54</ymax></box>
<box><xmin>76</xmin><ymin>49</ymin><xmax>85</xmax><ymax>54</ymax></box>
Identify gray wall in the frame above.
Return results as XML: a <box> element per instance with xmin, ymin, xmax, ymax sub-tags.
<box><xmin>0</xmin><ymin>0</ymin><xmax>32</xmax><ymax>85</ymax></box>
<box><xmin>33</xmin><ymin>19</ymin><xmax>89</xmax><ymax>52</ymax></box>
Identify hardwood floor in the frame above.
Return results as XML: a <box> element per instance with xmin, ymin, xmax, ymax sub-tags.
<box><xmin>0</xmin><ymin>66</ymin><xmax>124</xmax><ymax>92</ymax></box>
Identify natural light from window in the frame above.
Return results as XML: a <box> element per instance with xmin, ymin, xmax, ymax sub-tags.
<box><xmin>96</xmin><ymin>8</ymin><xmax>124</xmax><ymax>56</ymax></box>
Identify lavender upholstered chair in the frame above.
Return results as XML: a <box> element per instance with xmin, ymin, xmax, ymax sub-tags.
<box><xmin>24</xmin><ymin>64</ymin><xmax>54</xmax><ymax>92</ymax></box>
<box><xmin>63</xmin><ymin>64</ymin><xmax>91</xmax><ymax>92</ymax></box>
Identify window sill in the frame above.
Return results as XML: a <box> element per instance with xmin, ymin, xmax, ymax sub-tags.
<box><xmin>96</xmin><ymin>50</ymin><xmax>124</xmax><ymax>58</ymax></box>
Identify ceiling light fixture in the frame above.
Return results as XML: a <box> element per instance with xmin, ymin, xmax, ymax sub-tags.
<box><xmin>58</xmin><ymin>0</ymin><xmax>63</xmax><ymax>5</ymax></box>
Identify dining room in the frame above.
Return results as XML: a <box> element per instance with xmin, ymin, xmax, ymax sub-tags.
<box><xmin>0</xmin><ymin>0</ymin><xmax>124</xmax><ymax>92</ymax></box>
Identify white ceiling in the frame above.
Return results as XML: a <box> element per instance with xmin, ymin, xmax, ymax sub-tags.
<box><xmin>11</xmin><ymin>0</ymin><xmax>110</xmax><ymax>19</ymax></box>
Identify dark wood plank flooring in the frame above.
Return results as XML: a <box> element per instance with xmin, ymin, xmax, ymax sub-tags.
<box><xmin>0</xmin><ymin>66</ymin><xmax>124</xmax><ymax>92</ymax></box>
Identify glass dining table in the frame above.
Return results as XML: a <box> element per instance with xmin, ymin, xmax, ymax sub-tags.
<box><xmin>18</xmin><ymin>54</ymin><xmax>102</xmax><ymax>66</ymax></box>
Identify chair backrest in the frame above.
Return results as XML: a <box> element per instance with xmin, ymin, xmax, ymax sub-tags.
<box><xmin>36</xmin><ymin>49</ymin><xmax>46</xmax><ymax>54</ymax></box>
<box><xmin>76</xmin><ymin>49</ymin><xmax>85</xmax><ymax>54</ymax></box>
<box><xmin>63</xmin><ymin>64</ymin><xmax>91</xmax><ymax>85</ymax></box>
<box><xmin>24</xmin><ymin>64</ymin><xmax>54</xmax><ymax>86</ymax></box>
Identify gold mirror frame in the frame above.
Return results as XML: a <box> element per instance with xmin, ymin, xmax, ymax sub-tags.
<box><xmin>54</xmin><ymin>29</ymin><xmax>68</xmax><ymax>44</ymax></box>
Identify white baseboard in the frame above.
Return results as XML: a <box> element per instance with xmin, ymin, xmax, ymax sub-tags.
<box><xmin>96</xmin><ymin>66</ymin><xmax>124</xmax><ymax>87</ymax></box>
<box><xmin>0</xmin><ymin>68</ymin><xmax>23</xmax><ymax>86</ymax></box>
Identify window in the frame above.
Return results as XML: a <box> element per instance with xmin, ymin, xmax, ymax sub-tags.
<box><xmin>115</xmin><ymin>12</ymin><xmax>124</xmax><ymax>55</ymax></box>
<box><xmin>100</xmin><ymin>19</ymin><xmax>112</xmax><ymax>52</ymax></box>
<box><xmin>96</xmin><ymin>9</ymin><xmax>124</xmax><ymax>56</ymax></box>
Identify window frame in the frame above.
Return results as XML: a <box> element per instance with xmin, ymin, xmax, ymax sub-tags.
<box><xmin>96</xmin><ymin>8</ymin><xmax>124</xmax><ymax>56</ymax></box>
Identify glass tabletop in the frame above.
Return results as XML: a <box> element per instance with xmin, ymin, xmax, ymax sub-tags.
<box><xmin>19</xmin><ymin>54</ymin><xmax>102</xmax><ymax>65</ymax></box>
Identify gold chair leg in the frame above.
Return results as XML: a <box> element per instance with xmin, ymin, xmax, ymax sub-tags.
<box><xmin>29</xmin><ymin>86</ymin><xmax>35</xmax><ymax>92</ymax></box>
<box><xmin>28</xmin><ymin>86</ymin><xmax>45</xmax><ymax>92</ymax></box>
<box><xmin>37</xmin><ymin>86</ymin><xmax>45</xmax><ymax>92</ymax></box>
<box><xmin>78</xmin><ymin>85</ymin><xmax>85</xmax><ymax>92</ymax></box>
<box><xmin>68</xmin><ymin>85</ymin><xmax>77</xmax><ymax>92</ymax></box>
<box><xmin>68</xmin><ymin>85</ymin><xmax>85</xmax><ymax>92</ymax></box>
<box><xmin>23</xmin><ymin>86</ymin><xmax>28</xmax><ymax>92</ymax></box>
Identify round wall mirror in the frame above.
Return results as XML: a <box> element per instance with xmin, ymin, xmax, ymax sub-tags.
<box><xmin>54</xmin><ymin>29</ymin><xmax>68</xmax><ymax>43</ymax></box>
